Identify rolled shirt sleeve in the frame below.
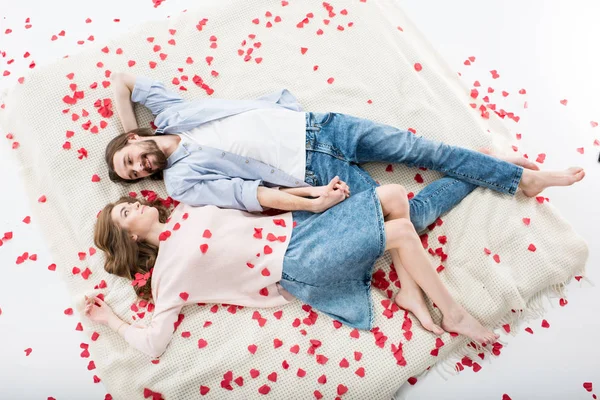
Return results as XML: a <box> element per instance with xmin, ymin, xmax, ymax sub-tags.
<box><xmin>131</xmin><ymin>76</ymin><xmax>185</xmax><ymax>116</ymax></box>
<box><xmin>172</xmin><ymin>178</ymin><xmax>264</xmax><ymax>212</ymax></box>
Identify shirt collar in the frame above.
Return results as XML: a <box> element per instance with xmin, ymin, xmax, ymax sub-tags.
<box><xmin>165</xmin><ymin>134</ymin><xmax>191</xmax><ymax>169</ymax></box>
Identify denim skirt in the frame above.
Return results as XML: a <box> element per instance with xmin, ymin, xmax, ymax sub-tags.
<box><xmin>279</xmin><ymin>187</ymin><xmax>386</xmax><ymax>330</ymax></box>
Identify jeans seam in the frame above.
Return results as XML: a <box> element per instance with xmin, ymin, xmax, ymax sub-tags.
<box><xmin>436</xmin><ymin>166</ymin><xmax>511</xmax><ymax>194</ymax></box>
<box><xmin>417</xmin><ymin>178</ymin><xmax>465</xmax><ymax>206</ymax></box>
<box><xmin>509</xmin><ymin>166</ymin><xmax>523</xmax><ymax>195</ymax></box>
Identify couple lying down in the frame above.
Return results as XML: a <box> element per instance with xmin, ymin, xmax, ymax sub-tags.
<box><xmin>83</xmin><ymin>72</ymin><xmax>585</xmax><ymax>358</ymax></box>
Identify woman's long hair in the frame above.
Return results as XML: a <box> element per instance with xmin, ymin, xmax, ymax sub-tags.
<box><xmin>94</xmin><ymin>196</ymin><xmax>171</xmax><ymax>301</ymax></box>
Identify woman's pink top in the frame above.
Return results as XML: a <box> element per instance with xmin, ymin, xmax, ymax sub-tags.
<box><xmin>123</xmin><ymin>203</ymin><xmax>294</xmax><ymax>358</ymax></box>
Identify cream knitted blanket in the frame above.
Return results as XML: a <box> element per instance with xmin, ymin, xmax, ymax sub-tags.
<box><xmin>0</xmin><ymin>1</ymin><xmax>588</xmax><ymax>399</ymax></box>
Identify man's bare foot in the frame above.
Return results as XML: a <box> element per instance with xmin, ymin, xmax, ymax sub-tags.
<box><xmin>519</xmin><ymin>167</ymin><xmax>586</xmax><ymax>197</ymax></box>
<box><xmin>478</xmin><ymin>147</ymin><xmax>540</xmax><ymax>171</ymax></box>
<box><xmin>441</xmin><ymin>306</ymin><xmax>499</xmax><ymax>346</ymax></box>
<box><xmin>395</xmin><ymin>286</ymin><xmax>444</xmax><ymax>335</ymax></box>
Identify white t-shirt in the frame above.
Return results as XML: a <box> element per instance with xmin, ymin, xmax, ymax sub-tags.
<box><xmin>179</xmin><ymin>109</ymin><xmax>307</xmax><ymax>181</ymax></box>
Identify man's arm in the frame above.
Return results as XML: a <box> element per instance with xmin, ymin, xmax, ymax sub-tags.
<box><xmin>111</xmin><ymin>72</ymin><xmax>139</xmax><ymax>132</ymax></box>
<box><xmin>279</xmin><ymin>178</ymin><xmax>350</xmax><ymax>198</ymax></box>
<box><xmin>174</xmin><ymin>178</ymin><xmax>346</xmax><ymax>213</ymax></box>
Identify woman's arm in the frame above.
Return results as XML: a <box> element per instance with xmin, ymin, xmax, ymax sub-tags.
<box><xmin>107</xmin><ymin>313</ymin><xmax>130</xmax><ymax>338</ymax></box>
<box><xmin>258</xmin><ymin>186</ymin><xmax>320</xmax><ymax>212</ymax></box>
<box><xmin>110</xmin><ymin>72</ymin><xmax>139</xmax><ymax>132</ymax></box>
<box><xmin>278</xmin><ymin>178</ymin><xmax>350</xmax><ymax>199</ymax></box>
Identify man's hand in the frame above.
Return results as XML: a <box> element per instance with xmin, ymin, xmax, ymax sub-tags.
<box><xmin>311</xmin><ymin>176</ymin><xmax>349</xmax><ymax>213</ymax></box>
<box><xmin>312</xmin><ymin>176</ymin><xmax>350</xmax><ymax>199</ymax></box>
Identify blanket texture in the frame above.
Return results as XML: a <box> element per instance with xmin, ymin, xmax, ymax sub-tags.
<box><xmin>0</xmin><ymin>1</ymin><xmax>588</xmax><ymax>399</ymax></box>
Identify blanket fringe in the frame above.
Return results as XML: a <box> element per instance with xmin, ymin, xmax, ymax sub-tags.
<box><xmin>430</xmin><ymin>271</ymin><xmax>592</xmax><ymax>381</ymax></box>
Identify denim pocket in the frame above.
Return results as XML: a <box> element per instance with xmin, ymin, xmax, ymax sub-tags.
<box><xmin>305</xmin><ymin>169</ymin><xmax>319</xmax><ymax>186</ymax></box>
<box><xmin>313</xmin><ymin>112</ymin><xmax>334</xmax><ymax>127</ymax></box>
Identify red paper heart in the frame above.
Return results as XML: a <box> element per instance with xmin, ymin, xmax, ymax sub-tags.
<box><xmin>337</xmin><ymin>384</ymin><xmax>348</xmax><ymax>395</ymax></box>
<box><xmin>541</xmin><ymin>319</ymin><xmax>550</xmax><ymax>328</ymax></box>
<box><xmin>258</xmin><ymin>385</ymin><xmax>270</xmax><ymax>395</ymax></box>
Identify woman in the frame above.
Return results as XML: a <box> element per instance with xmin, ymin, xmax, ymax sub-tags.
<box><xmin>85</xmin><ymin>175</ymin><xmax>509</xmax><ymax>359</ymax></box>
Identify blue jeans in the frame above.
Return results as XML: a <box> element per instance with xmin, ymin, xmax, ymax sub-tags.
<box><xmin>304</xmin><ymin>112</ymin><xmax>524</xmax><ymax>233</ymax></box>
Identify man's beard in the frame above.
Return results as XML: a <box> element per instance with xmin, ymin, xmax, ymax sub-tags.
<box><xmin>139</xmin><ymin>140</ymin><xmax>168</xmax><ymax>173</ymax></box>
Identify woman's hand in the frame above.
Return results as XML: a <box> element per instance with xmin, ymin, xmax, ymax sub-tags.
<box><xmin>312</xmin><ymin>176</ymin><xmax>350</xmax><ymax>199</ymax></box>
<box><xmin>312</xmin><ymin>176</ymin><xmax>349</xmax><ymax>213</ymax></box>
<box><xmin>84</xmin><ymin>295</ymin><xmax>115</xmax><ymax>325</ymax></box>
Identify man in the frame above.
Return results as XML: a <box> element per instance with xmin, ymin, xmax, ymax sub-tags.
<box><xmin>106</xmin><ymin>72</ymin><xmax>584</xmax><ymax>232</ymax></box>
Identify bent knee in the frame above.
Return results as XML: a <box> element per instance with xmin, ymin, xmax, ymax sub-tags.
<box><xmin>385</xmin><ymin>218</ymin><xmax>418</xmax><ymax>249</ymax></box>
<box><xmin>393</xmin><ymin>218</ymin><xmax>416</xmax><ymax>235</ymax></box>
<box><xmin>389</xmin><ymin>184</ymin><xmax>408</xmax><ymax>199</ymax></box>
<box><xmin>378</xmin><ymin>184</ymin><xmax>409</xmax><ymax>216</ymax></box>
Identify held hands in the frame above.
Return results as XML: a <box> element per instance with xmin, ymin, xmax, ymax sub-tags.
<box><xmin>312</xmin><ymin>176</ymin><xmax>351</xmax><ymax>213</ymax></box>
<box><xmin>84</xmin><ymin>295</ymin><xmax>114</xmax><ymax>325</ymax></box>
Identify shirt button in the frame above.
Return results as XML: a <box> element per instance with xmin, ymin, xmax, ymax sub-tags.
<box><xmin>221</xmin><ymin>152</ymin><xmax>225</xmax><ymax>157</ymax></box>
<box><xmin>271</xmin><ymin>169</ymin><xmax>274</xmax><ymax>173</ymax></box>
<box><xmin>245</xmin><ymin>160</ymin><xmax>249</xmax><ymax>163</ymax></box>
<box><xmin>295</xmin><ymin>181</ymin><xmax>299</xmax><ymax>184</ymax></box>
<box><xmin>198</xmin><ymin>146</ymin><xmax>202</xmax><ymax>150</ymax></box>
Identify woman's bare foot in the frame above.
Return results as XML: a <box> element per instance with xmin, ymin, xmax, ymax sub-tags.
<box><xmin>478</xmin><ymin>147</ymin><xmax>540</xmax><ymax>171</ymax></box>
<box><xmin>395</xmin><ymin>286</ymin><xmax>444</xmax><ymax>335</ymax></box>
<box><xmin>519</xmin><ymin>167</ymin><xmax>586</xmax><ymax>197</ymax></box>
<box><xmin>441</xmin><ymin>306</ymin><xmax>499</xmax><ymax>346</ymax></box>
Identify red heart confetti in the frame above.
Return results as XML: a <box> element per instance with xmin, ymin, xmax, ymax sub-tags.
<box><xmin>541</xmin><ymin>319</ymin><xmax>550</xmax><ymax>328</ymax></box>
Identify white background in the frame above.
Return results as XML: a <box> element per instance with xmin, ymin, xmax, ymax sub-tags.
<box><xmin>0</xmin><ymin>1</ymin><xmax>598</xmax><ymax>399</ymax></box>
